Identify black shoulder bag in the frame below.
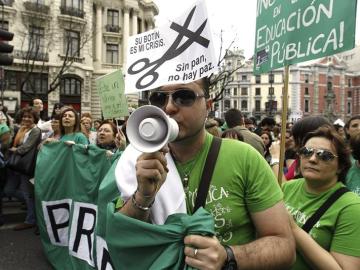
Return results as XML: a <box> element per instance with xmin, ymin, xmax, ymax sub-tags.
<box><xmin>302</xmin><ymin>187</ymin><xmax>349</xmax><ymax>233</ymax></box>
<box><xmin>193</xmin><ymin>136</ymin><xmax>222</xmax><ymax>214</ymax></box>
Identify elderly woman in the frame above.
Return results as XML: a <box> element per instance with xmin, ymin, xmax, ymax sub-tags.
<box><xmin>96</xmin><ymin>120</ymin><xmax>126</xmax><ymax>153</ymax></box>
<box><xmin>59</xmin><ymin>107</ymin><xmax>88</xmax><ymax>144</ymax></box>
<box><xmin>283</xmin><ymin>126</ymin><xmax>360</xmax><ymax>269</ymax></box>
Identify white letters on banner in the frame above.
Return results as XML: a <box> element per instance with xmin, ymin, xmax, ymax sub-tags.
<box><xmin>125</xmin><ymin>0</ymin><xmax>217</xmax><ymax>93</ymax></box>
<box><xmin>42</xmin><ymin>199</ymin><xmax>72</xmax><ymax>247</ymax></box>
<box><xmin>68</xmin><ymin>202</ymin><xmax>97</xmax><ymax>267</ymax></box>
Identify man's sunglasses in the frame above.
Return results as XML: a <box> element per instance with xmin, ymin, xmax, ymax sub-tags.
<box><xmin>149</xmin><ymin>89</ymin><xmax>205</xmax><ymax>108</ymax></box>
<box><xmin>298</xmin><ymin>146</ymin><xmax>338</xmax><ymax>162</ymax></box>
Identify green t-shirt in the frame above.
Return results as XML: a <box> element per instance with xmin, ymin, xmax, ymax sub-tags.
<box><xmin>283</xmin><ymin>179</ymin><xmax>360</xmax><ymax>270</ymax></box>
<box><xmin>346</xmin><ymin>162</ymin><xmax>360</xmax><ymax>196</ymax></box>
<box><xmin>175</xmin><ymin>133</ymin><xmax>283</xmax><ymax>245</ymax></box>
<box><xmin>60</xmin><ymin>132</ymin><xmax>89</xmax><ymax>145</ymax></box>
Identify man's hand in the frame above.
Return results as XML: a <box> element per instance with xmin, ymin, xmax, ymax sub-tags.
<box><xmin>135</xmin><ymin>148</ymin><xmax>169</xmax><ymax>200</ymax></box>
<box><xmin>184</xmin><ymin>235</ymin><xmax>227</xmax><ymax>270</ymax></box>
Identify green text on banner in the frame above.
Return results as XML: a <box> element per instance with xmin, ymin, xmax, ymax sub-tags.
<box><xmin>96</xmin><ymin>70</ymin><xmax>129</xmax><ymax>119</ymax></box>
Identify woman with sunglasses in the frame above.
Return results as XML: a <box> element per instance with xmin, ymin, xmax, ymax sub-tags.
<box><xmin>283</xmin><ymin>126</ymin><xmax>360</xmax><ymax>269</ymax></box>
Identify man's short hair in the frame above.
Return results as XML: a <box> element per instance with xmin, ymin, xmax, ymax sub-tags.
<box><xmin>224</xmin><ymin>108</ymin><xmax>243</xmax><ymax>128</ymax></box>
<box><xmin>260</xmin><ymin>117</ymin><xmax>276</xmax><ymax>127</ymax></box>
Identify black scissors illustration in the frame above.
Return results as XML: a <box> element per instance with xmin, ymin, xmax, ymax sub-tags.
<box><xmin>128</xmin><ymin>5</ymin><xmax>210</xmax><ymax>89</ymax></box>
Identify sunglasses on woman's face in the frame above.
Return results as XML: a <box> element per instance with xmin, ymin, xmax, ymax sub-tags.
<box><xmin>298</xmin><ymin>146</ymin><xmax>338</xmax><ymax>162</ymax></box>
<box><xmin>149</xmin><ymin>89</ymin><xmax>205</xmax><ymax>108</ymax></box>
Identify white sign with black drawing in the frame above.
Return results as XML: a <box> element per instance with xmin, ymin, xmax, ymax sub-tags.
<box><xmin>125</xmin><ymin>0</ymin><xmax>217</xmax><ymax>93</ymax></box>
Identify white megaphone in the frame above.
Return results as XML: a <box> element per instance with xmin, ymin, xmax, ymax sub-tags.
<box><xmin>127</xmin><ymin>105</ymin><xmax>179</xmax><ymax>153</ymax></box>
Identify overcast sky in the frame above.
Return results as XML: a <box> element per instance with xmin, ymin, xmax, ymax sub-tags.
<box><xmin>153</xmin><ymin>0</ymin><xmax>360</xmax><ymax>59</ymax></box>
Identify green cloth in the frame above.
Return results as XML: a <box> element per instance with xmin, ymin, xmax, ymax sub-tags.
<box><xmin>176</xmin><ymin>133</ymin><xmax>283</xmax><ymax>245</ymax></box>
<box><xmin>346</xmin><ymin>161</ymin><xmax>360</xmax><ymax>196</ymax></box>
<box><xmin>60</xmin><ymin>132</ymin><xmax>89</xmax><ymax>144</ymax></box>
<box><xmin>105</xmin><ymin>206</ymin><xmax>214</xmax><ymax>270</ymax></box>
<box><xmin>283</xmin><ymin>179</ymin><xmax>360</xmax><ymax>270</ymax></box>
<box><xmin>35</xmin><ymin>142</ymin><xmax>114</xmax><ymax>269</ymax></box>
<box><xmin>0</xmin><ymin>124</ymin><xmax>10</xmax><ymax>137</ymax></box>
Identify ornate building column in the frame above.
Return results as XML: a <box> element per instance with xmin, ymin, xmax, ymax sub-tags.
<box><xmin>123</xmin><ymin>6</ymin><xmax>130</xmax><ymax>66</ymax></box>
<box><xmin>132</xmin><ymin>9</ymin><xmax>138</xmax><ymax>35</ymax></box>
<box><xmin>95</xmin><ymin>4</ymin><xmax>102</xmax><ymax>64</ymax></box>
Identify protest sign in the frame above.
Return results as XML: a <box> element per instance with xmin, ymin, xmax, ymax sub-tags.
<box><xmin>125</xmin><ymin>0</ymin><xmax>217</xmax><ymax>93</ymax></box>
<box><xmin>254</xmin><ymin>0</ymin><xmax>357</xmax><ymax>74</ymax></box>
<box><xmin>96</xmin><ymin>70</ymin><xmax>129</xmax><ymax>119</ymax></box>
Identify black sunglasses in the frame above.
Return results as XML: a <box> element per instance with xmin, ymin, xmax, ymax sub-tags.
<box><xmin>298</xmin><ymin>146</ymin><xmax>338</xmax><ymax>162</ymax></box>
<box><xmin>149</xmin><ymin>89</ymin><xmax>205</xmax><ymax>108</ymax></box>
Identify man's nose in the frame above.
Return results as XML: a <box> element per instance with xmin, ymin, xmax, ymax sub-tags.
<box><xmin>163</xmin><ymin>95</ymin><xmax>178</xmax><ymax>114</ymax></box>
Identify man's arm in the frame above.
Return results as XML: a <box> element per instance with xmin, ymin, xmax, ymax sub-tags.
<box><xmin>184</xmin><ymin>201</ymin><xmax>295</xmax><ymax>270</ymax></box>
<box><xmin>233</xmin><ymin>201</ymin><xmax>295</xmax><ymax>269</ymax></box>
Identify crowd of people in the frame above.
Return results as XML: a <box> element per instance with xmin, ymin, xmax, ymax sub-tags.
<box><xmin>0</xmin><ymin>83</ymin><xmax>359</xmax><ymax>269</ymax></box>
<box><xmin>0</xmin><ymin>98</ymin><xmax>127</xmax><ymax>230</ymax></box>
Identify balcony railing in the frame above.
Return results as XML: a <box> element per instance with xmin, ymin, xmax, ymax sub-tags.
<box><xmin>60</xmin><ymin>6</ymin><xmax>85</xmax><ymax>18</ymax></box>
<box><xmin>1</xmin><ymin>0</ymin><xmax>14</xmax><ymax>6</ymax></box>
<box><xmin>23</xmin><ymin>1</ymin><xmax>50</xmax><ymax>14</ymax></box>
<box><xmin>14</xmin><ymin>50</ymin><xmax>49</xmax><ymax>62</ymax></box>
<box><xmin>105</xmin><ymin>24</ymin><xmax>121</xmax><ymax>33</ymax></box>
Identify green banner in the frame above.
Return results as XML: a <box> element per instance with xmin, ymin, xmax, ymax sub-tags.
<box><xmin>96</xmin><ymin>70</ymin><xmax>129</xmax><ymax>119</ymax></box>
<box><xmin>254</xmin><ymin>0</ymin><xmax>357</xmax><ymax>74</ymax></box>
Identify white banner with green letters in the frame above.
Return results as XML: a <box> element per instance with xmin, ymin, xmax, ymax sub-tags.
<box><xmin>254</xmin><ymin>0</ymin><xmax>358</xmax><ymax>74</ymax></box>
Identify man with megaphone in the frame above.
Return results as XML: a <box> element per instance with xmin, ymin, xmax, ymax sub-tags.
<box><xmin>115</xmin><ymin>77</ymin><xmax>295</xmax><ymax>270</ymax></box>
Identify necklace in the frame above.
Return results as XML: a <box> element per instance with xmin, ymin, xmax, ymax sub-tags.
<box><xmin>171</xmin><ymin>152</ymin><xmax>201</xmax><ymax>192</ymax></box>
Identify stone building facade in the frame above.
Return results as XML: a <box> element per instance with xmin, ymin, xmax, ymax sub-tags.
<box><xmin>1</xmin><ymin>0</ymin><xmax>157</xmax><ymax>118</ymax></box>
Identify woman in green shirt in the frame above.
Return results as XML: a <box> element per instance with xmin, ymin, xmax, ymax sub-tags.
<box><xmin>283</xmin><ymin>126</ymin><xmax>360</xmax><ymax>270</ymax></box>
<box><xmin>59</xmin><ymin>107</ymin><xmax>88</xmax><ymax>145</ymax></box>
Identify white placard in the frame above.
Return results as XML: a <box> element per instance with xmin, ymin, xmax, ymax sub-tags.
<box><xmin>125</xmin><ymin>0</ymin><xmax>217</xmax><ymax>93</ymax></box>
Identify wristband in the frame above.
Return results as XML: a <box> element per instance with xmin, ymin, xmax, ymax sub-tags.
<box><xmin>131</xmin><ymin>190</ymin><xmax>155</xmax><ymax>211</ymax></box>
<box><xmin>270</xmin><ymin>158</ymin><xmax>280</xmax><ymax>167</ymax></box>
<box><xmin>222</xmin><ymin>245</ymin><xmax>237</xmax><ymax>270</ymax></box>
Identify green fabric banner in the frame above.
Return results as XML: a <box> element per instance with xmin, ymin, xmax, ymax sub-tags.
<box><xmin>254</xmin><ymin>0</ymin><xmax>357</xmax><ymax>74</ymax></box>
<box><xmin>105</xmin><ymin>204</ymin><xmax>214</xmax><ymax>270</ymax></box>
<box><xmin>35</xmin><ymin>142</ymin><xmax>114</xmax><ymax>269</ymax></box>
<box><xmin>35</xmin><ymin>142</ymin><xmax>215</xmax><ymax>269</ymax></box>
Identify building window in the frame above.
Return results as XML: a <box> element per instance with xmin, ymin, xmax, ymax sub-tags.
<box><xmin>268</xmin><ymin>87</ymin><xmax>274</xmax><ymax>95</ymax></box>
<box><xmin>61</xmin><ymin>0</ymin><xmax>83</xmax><ymax>10</ymax></box>
<box><xmin>304</xmin><ymin>100</ymin><xmax>310</xmax><ymax>113</ymax></box>
<box><xmin>224</xmin><ymin>100</ymin><xmax>230</xmax><ymax>111</ymax></box>
<box><xmin>255</xmin><ymin>75</ymin><xmax>261</xmax><ymax>84</ymax></box>
<box><xmin>0</xmin><ymin>21</ymin><xmax>9</xmax><ymax>31</ymax></box>
<box><xmin>255</xmin><ymin>87</ymin><xmax>261</xmax><ymax>96</ymax></box>
<box><xmin>107</xmin><ymin>9</ymin><xmax>119</xmax><ymax>26</ymax></box>
<box><xmin>60</xmin><ymin>77</ymin><xmax>81</xmax><ymax>96</ymax></box>
<box><xmin>268</xmin><ymin>73</ymin><xmax>274</xmax><ymax>83</ymax></box>
<box><xmin>347</xmin><ymin>102</ymin><xmax>352</xmax><ymax>114</ymax></box>
<box><xmin>29</xmin><ymin>26</ymin><xmax>45</xmax><ymax>53</ymax></box>
<box><xmin>241</xmin><ymin>100</ymin><xmax>248</xmax><ymax>111</ymax></box>
<box><xmin>241</xmin><ymin>75</ymin><xmax>247</xmax><ymax>81</ymax></box>
<box><xmin>64</xmin><ymin>30</ymin><xmax>80</xmax><ymax>57</ymax></box>
<box><xmin>348</xmin><ymin>79</ymin><xmax>352</xmax><ymax>87</ymax></box>
<box><xmin>225</xmin><ymin>89</ymin><xmax>230</xmax><ymax>96</ymax></box>
<box><xmin>233</xmin><ymin>100</ymin><xmax>238</xmax><ymax>109</ymax></box>
<box><xmin>305</xmin><ymin>87</ymin><xmax>309</xmax><ymax>95</ymax></box>
<box><xmin>233</xmin><ymin>87</ymin><xmax>237</xmax><ymax>96</ymax></box>
<box><xmin>22</xmin><ymin>74</ymin><xmax>48</xmax><ymax>94</ymax></box>
<box><xmin>255</xmin><ymin>100</ymin><xmax>261</xmax><ymax>112</ymax></box>
<box><xmin>348</xmin><ymin>91</ymin><xmax>352</xmax><ymax>98</ymax></box>
<box><xmin>305</xmin><ymin>74</ymin><xmax>309</xmax><ymax>83</ymax></box>
<box><xmin>106</xmin><ymin>44</ymin><xmax>119</xmax><ymax>64</ymax></box>
<box><xmin>241</xmin><ymin>87</ymin><xmax>248</xmax><ymax>96</ymax></box>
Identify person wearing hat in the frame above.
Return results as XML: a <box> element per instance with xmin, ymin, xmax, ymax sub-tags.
<box><xmin>0</xmin><ymin>124</ymin><xmax>11</xmax><ymax>226</ymax></box>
